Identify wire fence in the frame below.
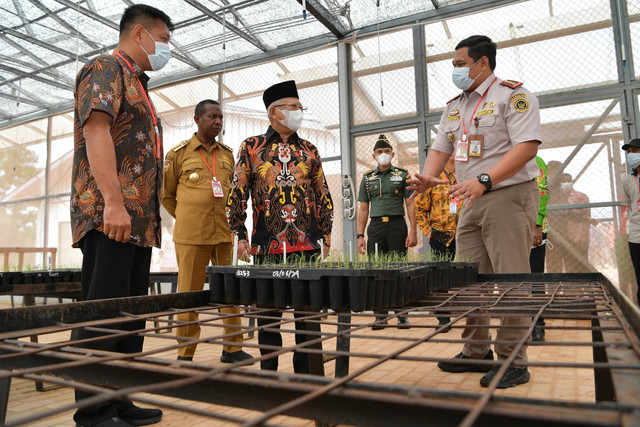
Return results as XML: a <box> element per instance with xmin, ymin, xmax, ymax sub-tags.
<box><xmin>0</xmin><ymin>0</ymin><xmax>637</xmax><ymax>302</ymax></box>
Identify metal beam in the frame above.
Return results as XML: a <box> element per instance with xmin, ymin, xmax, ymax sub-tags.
<box><xmin>0</xmin><ymin>64</ymin><xmax>71</xmax><ymax>91</ymax></box>
<box><xmin>548</xmin><ymin>98</ymin><xmax>619</xmax><ymax>185</ymax></box>
<box><xmin>182</xmin><ymin>0</ymin><xmax>268</xmax><ymax>52</ymax></box>
<box><xmin>295</xmin><ymin>0</ymin><xmax>350</xmax><ymax>38</ymax></box>
<box><xmin>11</xmin><ymin>0</ymin><xmax>36</xmax><ymax>38</ymax></box>
<box><xmin>0</xmin><ymin>33</ymin><xmax>49</xmax><ymax>67</ymax></box>
<box><xmin>26</xmin><ymin>0</ymin><xmax>100</xmax><ymax>50</ymax></box>
<box><xmin>221</xmin><ymin>0</ymin><xmax>269</xmax><ymax>54</ymax></box>
<box><xmin>0</xmin><ymin>26</ymin><xmax>90</xmax><ymax>63</ymax></box>
<box><xmin>0</xmin><ymin>54</ymin><xmax>75</xmax><ymax>87</ymax></box>
<box><xmin>0</xmin><ymin>92</ymin><xmax>45</xmax><ymax>108</ymax></box>
<box><xmin>338</xmin><ymin>42</ymin><xmax>356</xmax><ymax>246</ymax></box>
<box><xmin>52</xmin><ymin>0</ymin><xmax>119</xmax><ymax>30</ymax></box>
<box><xmin>355</xmin><ymin>0</ymin><xmax>522</xmax><ymax>37</ymax></box>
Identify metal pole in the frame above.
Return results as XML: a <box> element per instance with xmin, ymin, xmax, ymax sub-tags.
<box><xmin>43</xmin><ymin>116</ymin><xmax>52</xmax><ymax>269</ymax></box>
<box><xmin>610</xmin><ymin>0</ymin><xmax>639</xmax><ymax>141</ymax></box>
<box><xmin>413</xmin><ymin>24</ymin><xmax>431</xmax><ymax>255</ymax></box>
<box><xmin>548</xmin><ymin>98</ymin><xmax>618</xmax><ymax>185</ymax></box>
<box><xmin>338</xmin><ymin>42</ymin><xmax>356</xmax><ymax>247</ymax></box>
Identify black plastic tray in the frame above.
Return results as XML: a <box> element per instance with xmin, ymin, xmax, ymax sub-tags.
<box><xmin>206</xmin><ymin>262</ymin><xmax>470</xmax><ymax>312</ymax></box>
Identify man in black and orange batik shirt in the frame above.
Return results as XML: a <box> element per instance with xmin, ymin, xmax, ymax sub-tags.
<box><xmin>226</xmin><ymin>80</ymin><xmax>333</xmax><ymax>374</ymax></box>
<box><xmin>70</xmin><ymin>4</ymin><xmax>172</xmax><ymax>426</ymax></box>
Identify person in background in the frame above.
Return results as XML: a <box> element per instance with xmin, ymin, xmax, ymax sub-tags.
<box><xmin>621</xmin><ymin>138</ymin><xmax>640</xmax><ymax>306</ymax></box>
<box><xmin>70</xmin><ymin>4</ymin><xmax>172</xmax><ymax>426</ymax></box>
<box><xmin>415</xmin><ymin>153</ymin><xmax>460</xmax><ymax>330</ymax></box>
<box><xmin>357</xmin><ymin>134</ymin><xmax>418</xmax><ymax>329</ymax></box>
<box><xmin>162</xmin><ymin>99</ymin><xmax>252</xmax><ymax>364</ymax></box>
<box><xmin>226</xmin><ymin>80</ymin><xmax>333</xmax><ymax>374</ymax></box>
<box><xmin>563</xmin><ymin>175</ymin><xmax>593</xmax><ymax>271</ymax></box>
<box><xmin>529</xmin><ymin>155</ymin><xmax>550</xmax><ymax>341</ymax></box>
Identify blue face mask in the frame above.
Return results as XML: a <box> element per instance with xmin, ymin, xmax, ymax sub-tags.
<box><xmin>139</xmin><ymin>29</ymin><xmax>171</xmax><ymax>71</ymax></box>
<box><xmin>452</xmin><ymin>60</ymin><xmax>481</xmax><ymax>91</ymax></box>
<box><xmin>627</xmin><ymin>152</ymin><xmax>640</xmax><ymax>170</ymax></box>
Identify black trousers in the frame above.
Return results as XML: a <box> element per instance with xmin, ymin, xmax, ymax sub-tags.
<box><xmin>73</xmin><ymin>230</ymin><xmax>152</xmax><ymax>425</ymax></box>
<box><xmin>529</xmin><ymin>232</ymin><xmax>548</xmax><ymax>325</ymax></box>
<box><xmin>429</xmin><ymin>234</ymin><xmax>456</xmax><ymax>261</ymax></box>
<box><xmin>629</xmin><ymin>242</ymin><xmax>640</xmax><ymax>305</ymax></box>
<box><xmin>367</xmin><ymin>217</ymin><xmax>408</xmax><ymax>320</ymax></box>
<box><xmin>366</xmin><ymin>216</ymin><xmax>408</xmax><ymax>255</ymax></box>
<box><xmin>255</xmin><ymin>250</ymin><xmax>318</xmax><ymax>374</ymax></box>
<box><xmin>429</xmin><ymin>235</ymin><xmax>455</xmax><ymax>322</ymax></box>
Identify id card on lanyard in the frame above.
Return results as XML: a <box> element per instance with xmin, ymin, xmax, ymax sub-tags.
<box><xmin>455</xmin><ymin>78</ymin><xmax>496</xmax><ymax>162</ymax></box>
<box><xmin>200</xmin><ymin>149</ymin><xmax>225</xmax><ymax>198</ymax></box>
<box><xmin>113</xmin><ymin>52</ymin><xmax>162</xmax><ymax>160</ymax></box>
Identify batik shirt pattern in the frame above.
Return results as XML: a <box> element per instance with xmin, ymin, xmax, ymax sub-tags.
<box><xmin>415</xmin><ymin>168</ymin><xmax>461</xmax><ymax>235</ymax></box>
<box><xmin>71</xmin><ymin>50</ymin><xmax>163</xmax><ymax>248</ymax></box>
<box><xmin>226</xmin><ymin>127</ymin><xmax>333</xmax><ymax>255</ymax></box>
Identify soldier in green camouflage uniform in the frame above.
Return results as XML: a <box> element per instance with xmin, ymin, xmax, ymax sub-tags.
<box><xmin>357</xmin><ymin>134</ymin><xmax>417</xmax><ymax>328</ymax></box>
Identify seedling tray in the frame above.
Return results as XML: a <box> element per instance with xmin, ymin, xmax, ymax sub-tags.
<box><xmin>207</xmin><ymin>262</ymin><xmax>475</xmax><ymax>312</ymax></box>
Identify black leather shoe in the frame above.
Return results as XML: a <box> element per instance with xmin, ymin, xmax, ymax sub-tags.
<box><xmin>437</xmin><ymin>317</ymin><xmax>452</xmax><ymax>333</ymax></box>
<box><xmin>118</xmin><ymin>404</ymin><xmax>163</xmax><ymax>426</ymax></box>
<box><xmin>480</xmin><ymin>366</ymin><xmax>530</xmax><ymax>388</ymax></box>
<box><xmin>177</xmin><ymin>356</ymin><xmax>193</xmax><ymax>361</ymax></box>
<box><xmin>371</xmin><ymin>319</ymin><xmax>388</xmax><ymax>330</ymax></box>
<box><xmin>76</xmin><ymin>417</ymin><xmax>134</xmax><ymax>427</ymax></box>
<box><xmin>437</xmin><ymin>349</ymin><xmax>495</xmax><ymax>373</ymax></box>
<box><xmin>532</xmin><ymin>327</ymin><xmax>545</xmax><ymax>342</ymax></box>
<box><xmin>397</xmin><ymin>317</ymin><xmax>410</xmax><ymax>329</ymax></box>
<box><xmin>220</xmin><ymin>350</ymin><xmax>253</xmax><ymax>363</ymax></box>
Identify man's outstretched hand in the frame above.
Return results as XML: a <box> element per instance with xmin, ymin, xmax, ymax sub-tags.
<box><xmin>406</xmin><ymin>173</ymin><xmax>448</xmax><ymax>198</ymax></box>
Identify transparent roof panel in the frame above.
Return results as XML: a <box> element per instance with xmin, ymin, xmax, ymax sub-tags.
<box><xmin>1</xmin><ymin>0</ymin><xmax>479</xmax><ymax>128</ymax></box>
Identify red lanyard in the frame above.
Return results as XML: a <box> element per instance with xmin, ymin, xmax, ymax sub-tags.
<box><xmin>199</xmin><ymin>147</ymin><xmax>216</xmax><ymax>180</ymax></box>
<box><xmin>461</xmin><ymin>77</ymin><xmax>497</xmax><ymax>140</ymax></box>
<box><xmin>113</xmin><ymin>52</ymin><xmax>162</xmax><ymax>160</ymax></box>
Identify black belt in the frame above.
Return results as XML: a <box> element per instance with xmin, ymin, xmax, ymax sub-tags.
<box><xmin>370</xmin><ymin>215</ymin><xmax>404</xmax><ymax>223</ymax></box>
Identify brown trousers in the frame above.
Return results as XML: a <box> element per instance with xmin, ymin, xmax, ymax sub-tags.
<box><xmin>175</xmin><ymin>242</ymin><xmax>243</xmax><ymax>358</ymax></box>
<box><xmin>455</xmin><ymin>180</ymin><xmax>538</xmax><ymax>364</ymax></box>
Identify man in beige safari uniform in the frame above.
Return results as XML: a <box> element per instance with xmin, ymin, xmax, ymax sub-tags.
<box><xmin>163</xmin><ymin>99</ymin><xmax>251</xmax><ymax>363</ymax></box>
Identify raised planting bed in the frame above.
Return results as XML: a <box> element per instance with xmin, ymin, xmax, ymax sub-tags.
<box><xmin>207</xmin><ymin>261</ymin><xmax>479</xmax><ymax>312</ymax></box>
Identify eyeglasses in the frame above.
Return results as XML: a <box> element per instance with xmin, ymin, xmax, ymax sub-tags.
<box><xmin>274</xmin><ymin>103</ymin><xmax>307</xmax><ymax>112</ymax></box>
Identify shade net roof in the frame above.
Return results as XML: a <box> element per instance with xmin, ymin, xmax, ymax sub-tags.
<box><xmin>0</xmin><ymin>0</ymin><xmax>471</xmax><ymax>128</ymax></box>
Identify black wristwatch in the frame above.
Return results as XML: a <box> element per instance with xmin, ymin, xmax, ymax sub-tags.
<box><xmin>357</xmin><ymin>234</ymin><xmax>365</xmax><ymax>239</ymax></box>
<box><xmin>477</xmin><ymin>173</ymin><xmax>492</xmax><ymax>192</ymax></box>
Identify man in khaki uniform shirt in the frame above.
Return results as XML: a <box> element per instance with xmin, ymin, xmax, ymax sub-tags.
<box><xmin>408</xmin><ymin>35</ymin><xmax>540</xmax><ymax>389</ymax></box>
<box><xmin>163</xmin><ymin>99</ymin><xmax>251</xmax><ymax>363</ymax></box>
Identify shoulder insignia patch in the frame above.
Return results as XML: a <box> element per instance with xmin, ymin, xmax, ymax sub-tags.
<box><xmin>500</xmin><ymin>80</ymin><xmax>524</xmax><ymax>89</ymax></box>
<box><xmin>513</xmin><ymin>98</ymin><xmax>530</xmax><ymax>113</ymax></box>
<box><xmin>171</xmin><ymin>140</ymin><xmax>189</xmax><ymax>152</ymax></box>
<box><xmin>364</xmin><ymin>169</ymin><xmax>376</xmax><ymax>175</ymax></box>
<box><xmin>218</xmin><ymin>141</ymin><xmax>233</xmax><ymax>153</ymax></box>
<box><xmin>395</xmin><ymin>166</ymin><xmax>408</xmax><ymax>173</ymax></box>
<box><xmin>447</xmin><ymin>94</ymin><xmax>461</xmax><ymax>104</ymax></box>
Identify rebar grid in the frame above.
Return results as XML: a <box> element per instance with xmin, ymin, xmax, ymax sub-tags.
<box><xmin>0</xmin><ymin>277</ymin><xmax>639</xmax><ymax>427</ymax></box>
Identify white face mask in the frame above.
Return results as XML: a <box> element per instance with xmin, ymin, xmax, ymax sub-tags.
<box><xmin>139</xmin><ymin>29</ymin><xmax>171</xmax><ymax>71</ymax></box>
<box><xmin>278</xmin><ymin>108</ymin><xmax>304</xmax><ymax>132</ymax></box>
<box><xmin>376</xmin><ymin>153</ymin><xmax>392</xmax><ymax>166</ymax></box>
<box><xmin>452</xmin><ymin>60</ymin><xmax>481</xmax><ymax>91</ymax></box>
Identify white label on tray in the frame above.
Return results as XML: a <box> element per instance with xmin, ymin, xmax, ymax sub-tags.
<box><xmin>235</xmin><ymin>270</ymin><xmax>251</xmax><ymax>278</ymax></box>
<box><xmin>272</xmin><ymin>270</ymin><xmax>300</xmax><ymax>279</ymax></box>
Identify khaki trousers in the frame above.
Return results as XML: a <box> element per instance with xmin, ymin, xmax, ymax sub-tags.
<box><xmin>455</xmin><ymin>180</ymin><xmax>538</xmax><ymax>363</ymax></box>
<box><xmin>175</xmin><ymin>242</ymin><xmax>243</xmax><ymax>358</ymax></box>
